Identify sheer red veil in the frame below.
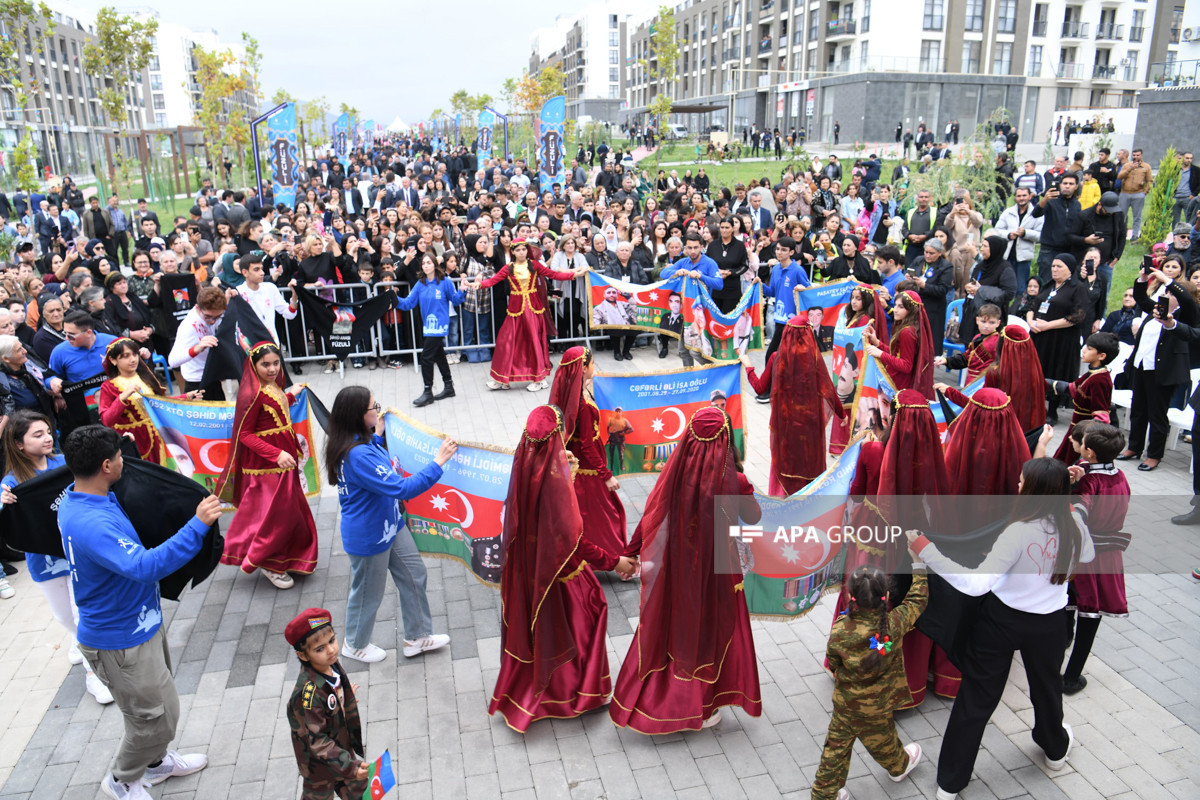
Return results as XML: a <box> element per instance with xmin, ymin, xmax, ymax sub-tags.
<box><xmin>877</xmin><ymin>389</ymin><xmax>949</xmax><ymax>556</ymax></box>
<box><xmin>771</xmin><ymin>317</ymin><xmax>843</xmax><ymax>494</ymax></box>
<box><xmin>894</xmin><ymin>290</ymin><xmax>935</xmax><ymax>400</ymax></box>
<box><xmin>987</xmin><ymin>324</ymin><xmax>1046</xmax><ymax>433</ymax></box>
<box><xmin>944</xmin><ymin>387</ymin><xmax>1030</xmax><ymax>496</ymax></box>
<box><xmin>547</xmin><ymin>346</ymin><xmax>590</xmax><ymax>433</ymax></box>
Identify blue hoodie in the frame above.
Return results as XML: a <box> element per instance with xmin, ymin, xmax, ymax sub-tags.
<box><xmin>394</xmin><ymin>277</ymin><xmax>465</xmax><ymax>337</ymax></box>
<box><xmin>336</xmin><ymin>435</ymin><xmax>443</xmax><ymax>557</ymax></box>
<box><xmin>764</xmin><ymin>260</ymin><xmax>811</xmax><ymax>323</ymax></box>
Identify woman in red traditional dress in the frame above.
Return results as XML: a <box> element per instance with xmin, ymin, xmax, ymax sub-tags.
<box><xmin>548</xmin><ymin>346</ymin><xmax>627</xmax><ymax>558</ymax></box>
<box><xmin>215</xmin><ymin>341</ymin><xmax>319</xmax><ymax>589</ymax></box>
<box><xmin>982</xmin><ymin>324</ymin><xmax>1046</xmax><ymax>434</ymax></box>
<box><xmin>830</xmin><ymin>285</ymin><xmax>890</xmax><ymax>455</ymax></box>
<box><xmin>864</xmin><ymin>290</ymin><xmax>935</xmax><ymax>400</ymax></box>
<box><xmin>740</xmin><ymin>317</ymin><xmax>844</xmax><ymax>496</ymax></box>
<box><xmin>489</xmin><ymin>404</ymin><xmax>637</xmax><ymax>732</ymax></box>
<box><xmin>610</xmin><ymin>407</ymin><xmax>763</xmax><ymax>733</ymax></box>
<box><xmin>99</xmin><ymin>337</ymin><xmax>203</xmax><ymax>465</ymax></box>
<box><xmin>469</xmin><ymin>238</ymin><xmax>587</xmax><ymax>392</ymax></box>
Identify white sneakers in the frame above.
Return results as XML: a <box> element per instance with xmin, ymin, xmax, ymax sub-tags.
<box><xmin>1046</xmin><ymin>723</ymin><xmax>1074</xmax><ymax>770</ymax></box>
<box><xmin>142</xmin><ymin>750</ymin><xmax>208</xmax><ymax>785</ymax></box>
<box><xmin>101</xmin><ymin>774</ymin><xmax>151</xmax><ymax>800</ymax></box>
<box><xmin>890</xmin><ymin>742</ymin><xmax>922</xmax><ymax>782</ymax></box>
<box><xmin>403</xmin><ymin>634</ymin><xmax>450</xmax><ymax>658</ymax></box>
<box><xmin>341</xmin><ymin>643</ymin><xmax>387</xmax><ymax>663</ymax></box>
<box><xmin>486</xmin><ymin>379</ymin><xmax>509</xmax><ymax>390</ymax></box>
<box><xmin>935</xmin><ymin>789</ymin><xmax>957</xmax><ymax>800</ymax></box>
<box><xmin>263</xmin><ymin>570</ymin><xmax>294</xmax><ymax>590</ymax></box>
<box><xmin>68</xmin><ymin>641</ymin><xmax>84</xmax><ymax>665</ymax></box>
<box><xmin>0</xmin><ymin>577</ymin><xmax>13</xmax><ymax>599</ymax></box>
<box><xmin>86</xmin><ymin>672</ymin><xmax>114</xmax><ymax>705</ymax></box>
<box><xmin>701</xmin><ymin>708</ymin><xmax>723</xmax><ymax>729</ymax></box>
<box><xmin>526</xmin><ymin>380</ymin><xmax>547</xmax><ymax>392</ymax></box>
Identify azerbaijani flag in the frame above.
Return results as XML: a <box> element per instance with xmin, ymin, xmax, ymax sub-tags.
<box><xmin>362</xmin><ymin>750</ymin><xmax>396</xmax><ymax>800</ymax></box>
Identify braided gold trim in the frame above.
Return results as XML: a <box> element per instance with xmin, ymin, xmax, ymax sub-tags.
<box><xmin>560</xmin><ymin>347</ymin><xmax>591</xmax><ymax>366</ymax></box>
<box><xmin>575</xmin><ymin>468</ymin><xmax>599</xmax><ymax>476</ymax></box>
<box><xmin>249</xmin><ymin>341</ymin><xmax>278</xmax><ymax>357</ymax></box>
<box><xmin>687</xmin><ymin>415</ymin><xmax>730</xmax><ymax>441</ymax></box>
<box><xmin>969</xmin><ymin>395</ymin><xmax>1011</xmax><ymax>411</ymax></box>
<box><xmin>896</xmin><ymin>401</ymin><xmax>928</xmax><ymax>409</ymax></box>
<box><xmin>523</xmin><ymin>405</ymin><xmax>564</xmax><ymax>442</ymax></box>
<box><xmin>243</xmin><ymin>466</ymin><xmax>290</xmax><ymax>475</ymax></box>
<box><xmin>105</xmin><ymin>337</ymin><xmax>136</xmax><ymax>356</ymax></box>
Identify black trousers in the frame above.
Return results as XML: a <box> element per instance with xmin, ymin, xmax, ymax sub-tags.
<box><xmin>184</xmin><ymin>379</ymin><xmax>224</xmax><ymax>401</ymax></box>
<box><xmin>1192</xmin><ymin>409</ymin><xmax>1200</xmax><ymax>497</ymax></box>
<box><xmin>763</xmin><ymin>321</ymin><xmax>785</xmax><ymax>364</ymax></box>
<box><xmin>112</xmin><ymin>230</ymin><xmax>129</xmax><ymax>266</ymax></box>
<box><xmin>420</xmin><ymin>336</ymin><xmax>451</xmax><ymax>388</ymax></box>
<box><xmin>609</xmin><ymin>331</ymin><xmax>634</xmax><ymax>357</ymax></box>
<box><xmin>1127</xmin><ymin>367</ymin><xmax>1177</xmax><ymax>460</ymax></box>
<box><xmin>937</xmin><ymin>594</ymin><xmax>1071</xmax><ymax>794</ymax></box>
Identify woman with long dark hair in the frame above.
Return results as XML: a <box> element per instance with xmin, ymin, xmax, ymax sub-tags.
<box><xmin>909</xmin><ymin>458</ymin><xmax>1094</xmax><ymax>799</ymax></box>
<box><xmin>323</xmin><ymin>385</ymin><xmax>458</xmax><ymax>663</ymax></box>
<box><xmin>863</xmin><ymin>290</ymin><xmax>935</xmax><ymax>399</ymax></box>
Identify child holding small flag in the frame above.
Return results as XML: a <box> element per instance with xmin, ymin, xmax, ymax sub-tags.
<box><xmin>285</xmin><ymin>607</ymin><xmax>369</xmax><ymax>800</ymax></box>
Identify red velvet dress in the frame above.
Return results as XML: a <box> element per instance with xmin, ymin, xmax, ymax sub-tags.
<box><xmin>489</xmin><ymin>536</ymin><xmax>618</xmax><ymax>732</ymax></box>
<box><xmin>878</xmin><ymin>326</ymin><xmax>918</xmax><ymax>393</ymax></box>
<box><xmin>1053</xmin><ymin>367</ymin><xmax>1113</xmax><ymax>463</ymax></box>
<box><xmin>568</xmin><ymin>393</ymin><xmax>627</xmax><ymax>556</ymax></box>
<box><xmin>610</xmin><ymin>472</ymin><xmax>763</xmax><ymax>733</ymax></box>
<box><xmin>963</xmin><ymin>332</ymin><xmax>999</xmax><ymax>383</ymax></box>
<box><xmin>98</xmin><ymin>377</ymin><xmax>170</xmax><ymax>466</ymax></box>
<box><xmin>478</xmin><ymin>260</ymin><xmax>576</xmax><ymax>385</ymax></box>
<box><xmin>219</xmin><ymin>385</ymin><xmax>319</xmax><ymax>575</ymax></box>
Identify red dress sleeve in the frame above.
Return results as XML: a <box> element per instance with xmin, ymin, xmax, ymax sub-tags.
<box><xmin>744</xmin><ymin>354</ymin><xmax>775</xmax><ymax>395</ymax></box>
<box><xmin>98</xmin><ymin>381</ymin><xmax>126</xmax><ymax>427</ymax></box>
<box><xmin>877</xmin><ymin>326</ymin><xmax>916</xmax><ymax>382</ymax></box>
<box><xmin>478</xmin><ymin>264</ymin><xmax>510</xmax><ymax>289</ymax></box>
<box><xmin>850</xmin><ymin>441</ymin><xmax>884</xmax><ymax>497</ymax></box>
<box><xmin>575</xmin><ymin>401</ymin><xmax>613</xmax><ymax>481</ymax></box>
<box><xmin>572</xmin><ymin>533</ymin><xmax>619</xmax><ymax>571</ymax></box>
<box><xmin>238</xmin><ymin>397</ymin><xmax>284</xmax><ymax>461</ymax></box>
<box><xmin>533</xmin><ymin>261</ymin><xmax>577</xmax><ymax>282</ymax></box>
<box><xmin>940</xmin><ymin>385</ymin><xmax>970</xmax><ymax>408</ymax></box>
<box><xmin>736</xmin><ymin>472</ymin><xmax>762</xmax><ymax>525</ymax></box>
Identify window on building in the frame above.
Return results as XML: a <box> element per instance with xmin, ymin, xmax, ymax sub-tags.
<box><xmin>152</xmin><ymin>93</ymin><xmax>164</xmax><ymax>110</ymax></box>
<box><xmin>965</xmin><ymin>0</ymin><xmax>984</xmax><ymax>32</ymax></box>
<box><xmin>1125</xmin><ymin>49</ymin><xmax>1138</xmax><ymax>80</ymax></box>
<box><xmin>1055</xmin><ymin>86</ymin><xmax>1073</xmax><ymax>111</ymax></box>
<box><xmin>610</xmin><ymin>50</ymin><xmax>618</xmax><ymax>64</ymax></box>
<box><xmin>859</xmin><ymin>39</ymin><xmax>869</xmax><ymax>68</ymax></box>
<box><xmin>150</xmin><ymin>74</ymin><xmax>161</xmax><ymax>90</ymax></box>
<box><xmin>610</xmin><ymin>67</ymin><xmax>619</xmax><ymax>81</ymax></box>
<box><xmin>1131</xmin><ymin>10</ymin><xmax>1145</xmax><ymax>42</ymax></box>
<box><xmin>923</xmin><ymin>0</ymin><xmax>944</xmax><ymax>31</ymax></box>
<box><xmin>861</xmin><ymin>0</ymin><xmax>870</xmax><ymax>32</ymax></box>
<box><xmin>155</xmin><ymin>112</ymin><xmax>167</xmax><ymax>127</ymax></box>
<box><xmin>610</xmin><ymin>85</ymin><xmax>620</xmax><ymax>98</ymax></box>
<box><xmin>809</xmin><ymin>9</ymin><xmax>819</xmax><ymax>39</ymax></box>
<box><xmin>609</xmin><ymin>31</ymin><xmax>618</xmax><ymax>47</ymax></box>
<box><xmin>149</xmin><ymin>55</ymin><xmax>159</xmax><ymax>71</ymax></box>
<box><xmin>992</xmin><ymin>41</ymin><xmax>1013</xmax><ymax>74</ymax></box>
<box><xmin>998</xmin><ymin>0</ymin><xmax>1017</xmax><ymax>33</ymax></box>
<box><xmin>962</xmin><ymin>41</ymin><xmax>981</xmax><ymax>73</ymax></box>
<box><xmin>1172</xmin><ymin>5</ymin><xmax>1183</xmax><ymax>43</ymax></box>
<box><xmin>1032</xmin><ymin>3</ymin><xmax>1048</xmax><ymax>37</ymax></box>
<box><xmin>920</xmin><ymin>39</ymin><xmax>941</xmax><ymax>71</ymax></box>
<box><xmin>1028</xmin><ymin>45</ymin><xmax>1043</xmax><ymax>77</ymax></box>
<box><xmin>610</xmin><ymin>13</ymin><xmax>618</xmax><ymax>28</ymax></box>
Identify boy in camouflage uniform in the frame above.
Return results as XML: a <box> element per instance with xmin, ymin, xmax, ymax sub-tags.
<box><xmin>285</xmin><ymin>607</ymin><xmax>369</xmax><ymax>800</ymax></box>
<box><xmin>812</xmin><ymin>567</ymin><xmax>929</xmax><ymax>800</ymax></box>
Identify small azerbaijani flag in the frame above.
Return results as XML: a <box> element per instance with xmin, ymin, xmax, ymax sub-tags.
<box><xmin>235</xmin><ymin>323</ymin><xmax>251</xmax><ymax>355</ymax></box>
<box><xmin>362</xmin><ymin>749</ymin><xmax>396</xmax><ymax>800</ymax></box>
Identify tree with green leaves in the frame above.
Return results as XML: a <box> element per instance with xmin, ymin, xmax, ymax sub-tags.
<box><xmin>271</xmin><ymin>88</ymin><xmax>295</xmax><ymax>106</ymax></box>
<box><xmin>241</xmin><ymin>33</ymin><xmax>262</xmax><ymax>108</ymax></box>
<box><xmin>1140</xmin><ymin>146</ymin><xmax>1180</xmax><ymax>246</ymax></box>
<box><xmin>0</xmin><ymin>0</ymin><xmax>52</xmax><ymax>189</ymax></box>
<box><xmin>640</xmin><ymin>5</ymin><xmax>679</xmax><ymax>149</ymax></box>
<box><xmin>192</xmin><ymin>44</ymin><xmax>248</xmax><ymax>177</ymax></box>
<box><xmin>300</xmin><ymin>96</ymin><xmax>330</xmax><ymax>151</ymax></box>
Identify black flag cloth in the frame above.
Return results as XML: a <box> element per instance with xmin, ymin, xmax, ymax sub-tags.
<box><xmin>0</xmin><ymin>448</ymin><xmax>224</xmax><ymax>601</ymax></box>
<box><xmin>200</xmin><ymin>294</ymin><xmax>279</xmax><ymax>386</ymax></box>
<box><xmin>293</xmin><ymin>286</ymin><xmax>396</xmax><ymax>360</ymax></box>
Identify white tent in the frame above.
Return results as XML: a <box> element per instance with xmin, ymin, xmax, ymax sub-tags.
<box><xmin>386</xmin><ymin>116</ymin><xmax>410</xmax><ymax>133</ymax></box>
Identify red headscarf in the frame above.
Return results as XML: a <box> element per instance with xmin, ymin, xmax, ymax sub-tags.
<box><xmin>215</xmin><ymin>341</ymin><xmax>289</xmax><ymax>506</ymax></box>
<box><xmin>499</xmin><ymin>404</ymin><xmax>584</xmax><ymax>693</ymax></box>
<box><xmin>892</xmin><ymin>290</ymin><xmax>935</xmax><ymax>400</ymax></box>
<box><xmin>771</xmin><ymin>317</ymin><xmax>844</xmax><ymax>494</ymax></box>
<box><xmin>876</xmin><ymin>389</ymin><xmax>949</xmax><ymax>553</ymax></box>
<box><xmin>944</xmin><ymin>387</ymin><xmax>1031</xmax><ymax>496</ymax></box>
<box><xmin>547</xmin><ymin>346</ymin><xmax>590</xmax><ymax>434</ymax></box>
<box><xmin>987</xmin><ymin>324</ymin><xmax>1046</xmax><ymax>433</ymax></box>
<box><xmin>635</xmin><ymin>407</ymin><xmax>740</xmax><ymax>682</ymax></box>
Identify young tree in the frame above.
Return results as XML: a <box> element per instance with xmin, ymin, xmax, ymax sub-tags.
<box><xmin>640</xmin><ymin>5</ymin><xmax>680</xmax><ymax>148</ymax></box>
<box><xmin>192</xmin><ymin>44</ymin><xmax>248</xmax><ymax>178</ymax></box>
<box><xmin>271</xmin><ymin>88</ymin><xmax>295</xmax><ymax>107</ymax></box>
<box><xmin>1141</xmin><ymin>146</ymin><xmax>1179</xmax><ymax>246</ymax></box>
<box><xmin>0</xmin><ymin>0</ymin><xmax>52</xmax><ymax>189</ymax></box>
<box><xmin>241</xmin><ymin>33</ymin><xmax>262</xmax><ymax>108</ymax></box>
<box><xmin>300</xmin><ymin>96</ymin><xmax>330</xmax><ymax>150</ymax></box>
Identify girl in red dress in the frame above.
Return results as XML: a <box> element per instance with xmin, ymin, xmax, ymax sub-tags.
<box><xmin>741</xmin><ymin>317</ymin><xmax>844</xmax><ymax>496</ymax></box>
<box><xmin>99</xmin><ymin>337</ymin><xmax>202</xmax><ymax>465</ymax></box>
<box><xmin>864</xmin><ymin>290</ymin><xmax>935</xmax><ymax>400</ymax></box>
<box><xmin>489</xmin><ymin>404</ymin><xmax>637</xmax><ymax>732</ymax></box>
<box><xmin>469</xmin><ymin>238</ymin><xmax>587</xmax><ymax>392</ymax></box>
<box><xmin>548</xmin><ymin>346</ymin><xmax>627</xmax><ymax>558</ymax></box>
<box><xmin>215</xmin><ymin>342</ymin><xmax>319</xmax><ymax>589</ymax></box>
<box><xmin>610</xmin><ymin>407</ymin><xmax>763</xmax><ymax>733</ymax></box>
<box><xmin>984</xmin><ymin>324</ymin><xmax>1046</xmax><ymax>434</ymax></box>
<box><xmin>830</xmin><ymin>285</ymin><xmax>890</xmax><ymax>455</ymax></box>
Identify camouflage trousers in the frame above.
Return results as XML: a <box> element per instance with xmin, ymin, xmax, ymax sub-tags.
<box><xmin>811</xmin><ymin>708</ymin><xmax>909</xmax><ymax>800</ymax></box>
<box><xmin>301</xmin><ymin>776</ymin><xmax>368</xmax><ymax>800</ymax></box>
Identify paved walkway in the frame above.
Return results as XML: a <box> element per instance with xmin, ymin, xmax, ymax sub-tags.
<box><xmin>1</xmin><ymin>345</ymin><xmax>1197</xmax><ymax>799</ymax></box>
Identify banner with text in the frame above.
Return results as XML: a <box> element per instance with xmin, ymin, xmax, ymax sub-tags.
<box><xmin>265</xmin><ymin>102</ymin><xmax>301</xmax><ymax>209</ymax></box>
<box><xmin>477</xmin><ymin>108</ymin><xmax>494</xmax><ymax>162</ymax></box>
<box><xmin>537</xmin><ymin>95</ymin><xmax>566</xmax><ymax>194</ymax></box>
<box><xmin>333</xmin><ymin>113</ymin><xmax>352</xmax><ymax>170</ymax></box>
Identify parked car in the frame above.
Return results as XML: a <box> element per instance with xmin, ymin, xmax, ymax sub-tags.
<box><xmin>664</xmin><ymin>124</ymin><xmax>689</xmax><ymax>140</ymax></box>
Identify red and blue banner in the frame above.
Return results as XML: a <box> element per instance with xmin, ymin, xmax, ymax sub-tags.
<box><xmin>383</xmin><ymin>410</ymin><xmax>512</xmax><ymax>586</ymax></box>
<box><xmin>137</xmin><ymin>388</ymin><xmax>321</xmax><ymax>499</ymax></box>
<box><xmin>537</xmin><ymin>95</ymin><xmax>566</xmax><ymax>194</ymax></box>
<box><xmin>265</xmin><ymin>102</ymin><xmax>301</xmax><ymax>210</ymax></box>
<box><xmin>586</xmin><ymin>272</ymin><xmax>763</xmax><ymax>362</ymax></box>
<box><xmin>846</xmin><ymin>355</ymin><xmax>984</xmax><ymax>445</ymax></box>
<box><xmin>795</xmin><ymin>279</ymin><xmax>856</xmax><ymax>353</ymax></box>
<box><xmin>362</xmin><ymin>749</ymin><xmax>395</xmax><ymax>800</ymax></box>
<box><xmin>591</xmin><ymin>363</ymin><xmax>745</xmax><ymax>476</ymax></box>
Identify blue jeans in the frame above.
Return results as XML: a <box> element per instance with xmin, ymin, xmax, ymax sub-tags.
<box><xmin>447</xmin><ymin>311</ymin><xmax>460</xmax><ymax>350</ymax></box>
<box><xmin>461</xmin><ymin>309</ymin><xmax>493</xmax><ymax>362</ymax></box>
<box><xmin>345</xmin><ymin>526</ymin><xmax>432</xmax><ymax>647</ymax></box>
<box><xmin>1011</xmin><ymin>259</ymin><xmax>1031</xmax><ymax>294</ymax></box>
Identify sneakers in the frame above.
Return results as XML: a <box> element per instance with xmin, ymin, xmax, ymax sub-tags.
<box><xmin>486</xmin><ymin>379</ymin><xmax>508</xmax><ymax>390</ymax></box>
<box><xmin>86</xmin><ymin>672</ymin><xmax>114</xmax><ymax>704</ymax></box>
<box><xmin>701</xmin><ymin>708</ymin><xmax>722</xmax><ymax>729</ymax></box>
<box><xmin>387</xmin><ymin>357</ymin><xmax>403</xmax><ymax>369</ymax></box>
<box><xmin>368</xmin><ymin>358</ymin><xmax>380</xmax><ymax>371</ymax></box>
<box><xmin>890</xmin><ymin>742</ymin><xmax>922</xmax><ymax>782</ymax></box>
<box><xmin>935</xmin><ymin>789</ymin><xmax>957</xmax><ymax>800</ymax></box>
<box><xmin>0</xmin><ymin>576</ymin><xmax>13</xmax><ymax>599</ymax></box>
<box><xmin>836</xmin><ymin>790</ymin><xmax>849</xmax><ymax>800</ymax></box>
<box><xmin>403</xmin><ymin>634</ymin><xmax>450</xmax><ymax>658</ymax></box>
<box><xmin>1045</xmin><ymin>722</ymin><xmax>1074</xmax><ymax>770</ymax></box>
<box><xmin>526</xmin><ymin>380</ymin><xmax>546</xmax><ymax>392</ymax></box>
<box><xmin>446</xmin><ymin>353</ymin><xmax>461</xmax><ymax>365</ymax></box>
<box><xmin>1062</xmin><ymin>675</ymin><xmax>1088</xmax><ymax>695</ymax></box>
<box><xmin>351</xmin><ymin>358</ymin><xmax>365</xmax><ymax>369</ymax></box>
<box><xmin>323</xmin><ymin>360</ymin><xmax>337</xmax><ymax>374</ymax></box>
<box><xmin>143</xmin><ymin>750</ymin><xmax>208</xmax><ymax>785</ymax></box>
<box><xmin>341</xmin><ymin>643</ymin><xmax>387</xmax><ymax>663</ymax></box>
<box><xmin>263</xmin><ymin>570</ymin><xmax>294</xmax><ymax>590</ymax></box>
<box><xmin>101</xmin><ymin>774</ymin><xmax>151</xmax><ymax>800</ymax></box>
<box><xmin>68</xmin><ymin>641</ymin><xmax>84</xmax><ymax>665</ymax></box>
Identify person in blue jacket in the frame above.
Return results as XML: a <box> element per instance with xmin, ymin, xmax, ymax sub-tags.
<box><xmin>751</xmin><ymin>236</ymin><xmax>811</xmax><ymax>402</ymax></box>
<box><xmin>323</xmin><ymin>385</ymin><xmax>460</xmax><ymax>664</ymax></box>
<box><xmin>659</xmin><ymin>232</ymin><xmax>724</xmax><ymax>293</ymax></box>
<box><xmin>58</xmin><ymin>425</ymin><xmax>222</xmax><ymax>800</ymax></box>
<box><xmin>395</xmin><ymin>252</ymin><xmax>466</xmax><ymax>408</ymax></box>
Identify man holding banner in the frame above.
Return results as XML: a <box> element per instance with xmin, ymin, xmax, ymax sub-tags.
<box><xmin>660</xmin><ymin>234</ymin><xmax>722</xmax><ymax>366</ymax></box>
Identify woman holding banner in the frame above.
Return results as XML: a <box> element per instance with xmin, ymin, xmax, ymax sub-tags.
<box><xmin>740</xmin><ymin>317</ymin><xmax>843</xmax><ymax>496</ymax></box>
<box><xmin>610</xmin><ymin>407</ymin><xmax>763</xmax><ymax>733</ymax></box>
<box><xmin>548</xmin><ymin>347</ymin><xmax>627</xmax><ymax>557</ymax></box>
<box><xmin>98</xmin><ymin>337</ymin><xmax>202</xmax><ymax>465</ymax></box>
<box><xmin>215</xmin><ymin>341</ymin><xmax>318</xmax><ymax>589</ymax></box>
<box><xmin>863</xmin><ymin>290</ymin><xmax>935</xmax><ymax>400</ymax></box>
<box><xmin>829</xmin><ymin>286</ymin><xmax>890</xmax><ymax>455</ymax></box>
<box><xmin>489</xmin><ymin>404</ymin><xmax>636</xmax><ymax>731</ymax></box>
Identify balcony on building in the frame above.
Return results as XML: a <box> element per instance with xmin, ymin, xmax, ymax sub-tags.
<box><xmin>758</xmin><ymin>37</ymin><xmax>772</xmax><ymax>55</ymax></box>
<box><xmin>1057</xmin><ymin>62</ymin><xmax>1087</xmax><ymax>80</ymax></box>
<box><xmin>1061</xmin><ymin>21</ymin><xmax>1090</xmax><ymax>39</ymax></box>
<box><xmin>827</xmin><ymin>19</ymin><xmax>856</xmax><ymax>40</ymax></box>
<box><xmin>1129</xmin><ymin>25</ymin><xmax>1144</xmax><ymax>42</ymax></box>
<box><xmin>759</xmin><ymin>0</ymin><xmax>775</xmax><ymax>22</ymax></box>
<box><xmin>1095</xmin><ymin>23</ymin><xmax>1124</xmax><ymax>41</ymax></box>
<box><xmin>1032</xmin><ymin>19</ymin><xmax>1047</xmax><ymax>37</ymax></box>
<box><xmin>1092</xmin><ymin>63</ymin><xmax>1117</xmax><ymax>82</ymax></box>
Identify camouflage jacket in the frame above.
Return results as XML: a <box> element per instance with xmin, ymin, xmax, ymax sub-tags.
<box><xmin>287</xmin><ymin>661</ymin><xmax>364</xmax><ymax>783</ymax></box>
<box><xmin>825</xmin><ymin>572</ymin><xmax>929</xmax><ymax>715</ymax></box>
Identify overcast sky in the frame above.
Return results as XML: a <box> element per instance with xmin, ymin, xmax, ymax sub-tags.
<box><xmin>66</xmin><ymin>0</ymin><xmax>633</xmax><ymax>124</ymax></box>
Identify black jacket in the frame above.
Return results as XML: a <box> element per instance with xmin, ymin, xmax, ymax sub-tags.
<box><xmin>1031</xmin><ymin>194</ymin><xmax>1084</xmax><ymax>252</ymax></box>
<box><xmin>1077</xmin><ymin>206</ymin><xmax>1126</xmax><ymax>264</ymax></box>
<box><xmin>1129</xmin><ymin>278</ymin><xmax>1199</xmax><ymax>387</ymax></box>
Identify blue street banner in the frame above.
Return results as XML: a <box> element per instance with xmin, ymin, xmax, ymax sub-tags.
<box><xmin>586</xmin><ymin>272</ymin><xmax>763</xmax><ymax>362</ymax></box>
<box><xmin>137</xmin><ymin>389</ymin><xmax>322</xmax><ymax>500</ymax></box>
<box><xmin>363</xmin><ymin>119</ymin><xmax>375</xmax><ymax>149</ymax></box>
<box><xmin>591</xmin><ymin>363</ymin><xmax>746</xmax><ymax>477</ymax></box>
<box><xmin>740</xmin><ymin>438</ymin><xmax>862</xmax><ymax>618</ymax></box>
<box><xmin>332</xmin><ymin>113</ymin><xmax>352</xmax><ymax>170</ymax></box>
<box><xmin>477</xmin><ymin>108</ymin><xmax>495</xmax><ymax>162</ymax></box>
<box><xmin>383</xmin><ymin>410</ymin><xmax>513</xmax><ymax>586</ymax></box>
<box><xmin>454</xmin><ymin>113</ymin><xmax>461</xmax><ymax>145</ymax></box>
<box><xmin>265</xmin><ymin>102</ymin><xmax>301</xmax><ymax>209</ymax></box>
<box><xmin>537</xmin><ymin>95</ymin><xmax>566</xmax><ymax>194</ymax></box>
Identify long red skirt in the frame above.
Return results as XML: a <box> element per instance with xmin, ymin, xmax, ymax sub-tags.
<box><xmin>576</xmin><ymin>473</ymin><xmax>626</xmax><ymax>557</ymax></box>
<box><xmin>220</xmin><ymin>472</ymin><xmax>319</xmax><ymax>575</ymax></box>
<box><xmin>829</xmin><ymin>413</ymin><xmax>852</xmax><ymax>456</ymax></box>
<box><xmin>609</xmin><ymin>591</ymin><xmax>762</xmax><ymax>733</ymax></box>
<box><xmin>490</xmin><ymin>311</ymin><xmax>552</xmax><ymax>385</ymax></box>
<box><xmin>901</xmin><ymin>630</ymin><xmax>960</xmax><ymax>706</ymax></box>
<box><xmin>489</xmin><ymin>566</ymin><xmax>611</xmax><ymax>732</ymax></box>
